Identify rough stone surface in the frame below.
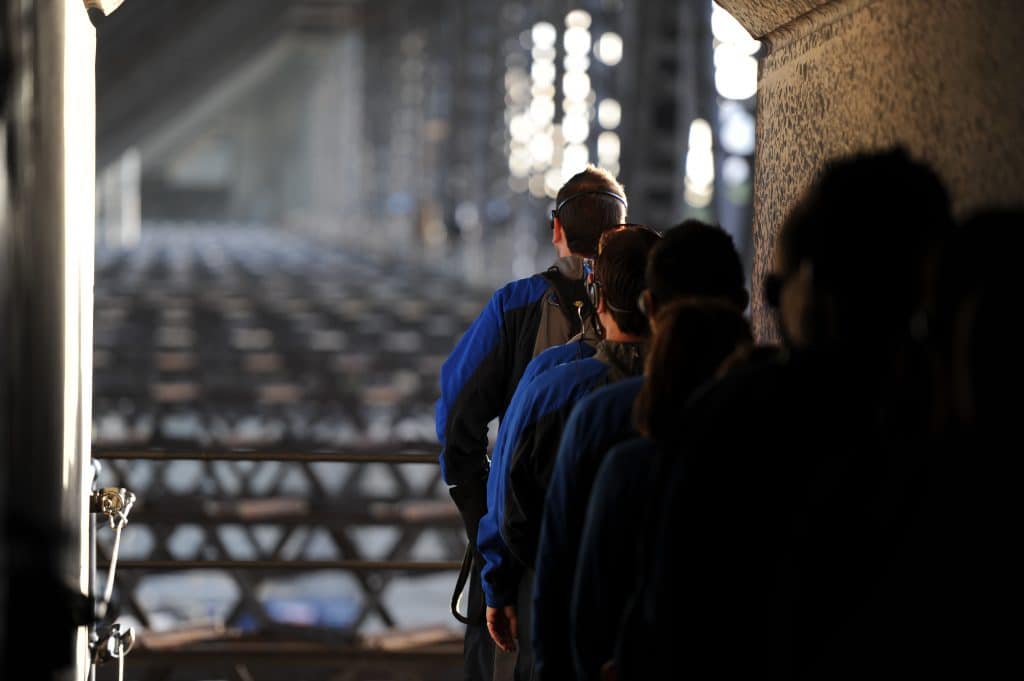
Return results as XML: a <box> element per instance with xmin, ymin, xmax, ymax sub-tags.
<box><xmin>728</xmin><ymin>0</ymin><xmax>1024</xmax><ymax>340</ymax></box>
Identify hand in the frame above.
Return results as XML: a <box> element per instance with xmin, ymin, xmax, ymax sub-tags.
<box><xmin>600</xmin><ymin>660</ymin><xmax>617</xmax><ymax>681</ymax></box>
<box><xmin>486</xmin><ymin>605</ymin><xmax>518</xmax><ymax>653</ymax></box>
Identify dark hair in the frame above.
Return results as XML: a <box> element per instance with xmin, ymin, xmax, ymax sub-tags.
<box><xmin>634</xmin><ymin>299</ymin><xmax>752</xmax><ymax>444</ymax></box>
<box><xmin>594</xmin><ymin>226</ymin><xmax>661</xmax><ymax>337</ymax></box>
<box><xmin>777</xmin><ymin>147</ymin><xmax>952</xmax><ymax>343</ymax></box>
<box><xmin>555</xmin><ymin>165</ymin><xmax>628</xmax><ymax>257</ymax></box>
<box><xmin>646</xmin><ymin>220</ymin><xmax>748</xmax><ymax>311</ymax></box>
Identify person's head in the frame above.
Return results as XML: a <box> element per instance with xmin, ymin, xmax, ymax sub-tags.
<box><xmin>640</xmin><ymin>220</ymin><xmax>748</xmax><ymax>329</ymax></box>
<box><xmin>764</xmin><ymin>147</ymin><xmax>952</xmax><ymax>350</ymax></box>
<box><xmin>634</xmin><ymin>299</ymin><xmax>753</xmax><ymax>444</ymax></box>
<box><xmin>552</xmin><ymin>165</ymin><xmax>628</xmax><ymax>257</ymax></box>
<box><xmin>591</xmin><ymin>225</ymin><xmax>662</xmax><ymax>339</ymax></box>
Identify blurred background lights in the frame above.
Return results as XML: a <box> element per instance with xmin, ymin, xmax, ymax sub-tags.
<box><xmin>562</xmin><ymin>72</ymin><xmax>591</xmax><ymax>100</ymax></box>
<box><xmin>565</xmin><ymin>9</ymin><xmax>592</xmax><ymax>29</ymax></box>
<box><xmin>722</xmin><ymin>155</ymin><xmax>751</xmax><ymax>186</ymax></box>
<box><xmin>561</xmin><ymin>143</ymin><xmax>589</xmax><ymax>179</ymax></box>
<box><xmin>714</xmin><ymin>47</ymin><xmax>758</xmax><ymax>100</ymax></box>
<box><xmin>532</xmin><ymin>21</ymin><xmax>557</xmax><ymax>49</ymax></box>
<box><xmin>564</xmin><ymin>26</ymin><xmax>592</xmax><ymax>56</ymax></box>
<box><xmin>530</xmin><ymin>97</ymin><xmax>556</xmax><ymax>123</ymax></box>
<box><xmin>563</xmin><ymin>53</ymin><xmax>591</xmax><ymax>72</ymax></box>
<box><xmin>594</xmin><ymin>32</ymin><xmax>623</xmax><ymax>67</ymax></box>
<box><xmin>684</xmin><ymin>118</ymin><xmax>715</xmax><ymax>208</ymax></box>
<box><xmin>711</xmin><ymin>1</ymin><xmax>760</xmax><ymax>101</ymax></box>
<box><xmin>531</xmin><ymin>60</ymin><xmax>557</xmax><ymax>84</ymax></box>
<box><xmin>597</xmin><ymin>131</ymin><xmax>620</xmax><ymax>164</ymax></box>
<box><xmin>598</xmin><ymin>98</ymin><xmax>621</xmax><ymax>129</ymax></box>
<box><xmin>718</xmin><ymin>101</ymin><xmax>756</xmax><ymax>155</ymax></box>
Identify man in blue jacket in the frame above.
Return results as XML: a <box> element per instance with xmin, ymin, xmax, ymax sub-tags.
<box><xmin>477</xmin><ymin>226</ymin><xmax>660</xmax><ymax>672</ymax></box>
<box><xmin>436</xmin><ymin>165</ymin><xmax>626</xmax><ymax>681</ymax></box>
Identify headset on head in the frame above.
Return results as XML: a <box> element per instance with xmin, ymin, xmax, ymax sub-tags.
<box><xmin>550</xmin><ymin>189</ymin><xmax>628</xmax><ymax>220</ymax></box>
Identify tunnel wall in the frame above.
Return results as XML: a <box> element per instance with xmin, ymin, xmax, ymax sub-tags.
<box><xmin>718</xmin><ymin>0</ymin><xmax>1024</xmax><ymax>340</ymax></box>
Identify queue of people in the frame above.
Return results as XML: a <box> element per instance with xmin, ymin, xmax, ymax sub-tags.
<box><xmin>436</xmin><ymin>149</ymin><xmax>1016</xmax><ymax>680</ymax></box>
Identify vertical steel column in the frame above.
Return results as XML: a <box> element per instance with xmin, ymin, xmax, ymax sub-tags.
<box><xmin>1</xmin><ymin>1</ymin><xmax>96</xmax><ymax>679</ymax></box>
<box><xmin>619</xmin><ymin>0</ymin><xmax>714</xmax><ymax>228</ymax></box>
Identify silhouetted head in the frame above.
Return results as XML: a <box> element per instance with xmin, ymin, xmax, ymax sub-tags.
<box><xmin>553</xmin><ymin>165</ymin><xmax>628</xmax><ymax>257</ymax></box>
<box><xmin>641</xmin><ymin>220</ymin><xmax>749</xmax><ymax>322</ymax></box>
<box><xmin>765</xmin><ymin>147</ymin><xmax>952</xmax><ymax>350</ymax></box>
<box><xmin>635</xmin><ymin>299</ymin><xmax>752</xmax><ymax>444</ymax></box>
<box><xmin>592</xmin><ymin>225</ymin><xmax>662</xmax><ymax>337</ymax></box>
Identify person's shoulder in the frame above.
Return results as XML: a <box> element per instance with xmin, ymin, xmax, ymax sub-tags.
<box><xmin>565</xmin><ymin>376</ymin><xmax>643</xmax><ymax>429</ymax></box>
<box><xmin>535</xmin><ymin>355</ymin><xmax>608</xmax><ymax>389</ymax></box>
<box><xmin>493</xmin><ymin>272</ymin><xmax>552</xmax><ymax>309</ymax></box>
<box><xmin>596</xmin><ymin>437</ymin><xmax>658</xmax><ymax>491</ymax></box>
<box><xmin>530</xmin><ymin>340</ymin><xmax>594</xmax><ymax>375</ymax></box>
<box><xmin>518</xmin><ymin>356</ymin><xmax>607</xmax><ymax>414</ymax></box>
<box><xmin>583</xmin><ymin>376</ymin><xmax>644</xmax><ymax>410</ymax></box>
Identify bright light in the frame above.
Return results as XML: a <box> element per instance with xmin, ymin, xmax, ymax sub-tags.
<box><xmin>562</xmin><ymin>113</ymin><xmax>590</xmax><ymax>144</ymax></box>
<box><xmin>528</xmin><ymin>134</ymin><xmax>555</xmax><ymax>166</ymax></box>
<box><xmin>562</xmin><ymin>72</ymin><xmax>591</xmax><ymax>101</ymax></box>
<box><xmin>688</xmin><ymin>118</ymin><xmax>713</xmax><ymax>150</ymax></box>
<box><xmin>562</xmin><ymin>144</ymin><xmax>589</xmax><ymax>179</ymax></box>
<box><xmin>564</xmin><ymin>26</ymin><xmax>592</xmax><ymax>56</ymax></box>
<box><xmin>722</xmin><ymin>155</ymin><xmax>751</xmax><ymax>186</ymax></box>
<box><xmin>684</xmin><ymin>178</ymin><xmax>714</xmax><ymax>208</ymax></box>
<box><xmin>531</xmin><ymin>83</ymin><xmax>556</xmax><ymax>99</ymax></box>
<box><xmin>532</xmin><ymin>22</ymin><xmax>557</xmax><ymax>49</ymax></box>
<box><xmin>544</xmin><ymin>168</ymin><xmax>564</xmax><ymax>197</ymax></box>
<box><xmin>529</xmin><ymin>174</ymin><xmax>548</xmax><ymax>197</ymax></box>
<box><xmin>598</xmin><ymin>99</ymin><xmax>621</xmax><ymax>129</ymax></box>
<box><xmin>530</xmin><ymin>97</ymin><xmax>556</xmax><ymax>123</ymax></box>
<box><xmin>565</xmin><ymin>9</ymin><xmax>592</xmax><ymax>29</ymax></box>
<box><xmin>509</xmin><ymin>153</ymin><xmax>532</xmax><ymax>178</ymax></box>
<box><xmin>510</xmin><ymin>114</ymin><xmax>533</xmax><ymax>143</ymax></box>
<box><xmin>718</xmin><ymin>101</ymin><xmax>756</xmax><ymax>155</ymax></box>
<box><xmin>597</xmin><ymin>131</ymin><xmax>621</xmax><ymax>163</ymax></box>
<box><xmin>562</xmin><ymin>99</ymin><xmax>588</xmax><ymax>117</ymax></box>
<box><xmin>531</xmin><ymin>60</ymin><xmax>557</xmax><ymax>84</ymax></box>
<box><xmin>563</xmin><ymin>54</ymin><xmax>591</xmax><ymax>72</ymax></box>
<box><xmin>714</xmin><ymin>44</ymin><xmax>758</xmax><ymax>100</ymax></box>
<box><xmin>685</xmin><ymin>118</ymin><xmax>715</xmax><ymax>208</ymax></box>
<box><xmin>711</xmin><ymin>5</ymin><xmax>760</xmax><ymax>55</ymax></box>
<box><xmin>595</xmin><ymin>32</ymin><xmax>623</xmax><ymax>66</ymax></box>
<box><xmin>532</xmin><ymin>45</ymin><xmax>557</xmax><ymax>62</ymax></box>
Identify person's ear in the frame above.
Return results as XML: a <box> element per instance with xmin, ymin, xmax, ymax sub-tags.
<box><xmin>642</xmin><ymin>290</ymin><xmax>656</xmax><ymax>319</ymax></box>
<box><xmin>551</xmin><ymin>217</ymin><xmax>565</xmax><ymax>246</ymax></box>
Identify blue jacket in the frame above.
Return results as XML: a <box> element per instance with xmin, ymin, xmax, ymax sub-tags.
<box><xmin>476</xmin><ymin>340</ymin><xmax>597</xmax><ymax>607</ymax></box>
<box><xmin>570</xmin><ymin>436</ymin><xmax>657</xmax><ymax>681</ymax></box>
<box><xmin>480</xmin><ymin>342</ymin><xmax>645</xmax><ymax>607</ymax></box>
<box><xmin>532</xmin><ymin>377</ymin><xmax>644</xmax><ymax>680</ymax></box>
<box><xmin>435</xmin><ymin>257</ymin><xmax>587</xmax><ymax>489</ymax></box>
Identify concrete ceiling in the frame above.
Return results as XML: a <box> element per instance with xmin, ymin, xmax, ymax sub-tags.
<box><xmin>93</xmin><ymin>0</ymin><xmax>366</xmax><ymax>165</ymax></box>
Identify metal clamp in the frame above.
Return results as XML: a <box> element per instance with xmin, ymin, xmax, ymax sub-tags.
<box><xmin>90</xmin><ymin>486</ymin><xmax>136</xmax><ymax>530</ymax></box>
<box><xmin>91</xmin><ymin>622</ymin><xmax>136</xmax><ymax>681</ymax></box>
<box><xmin>90</xmin><ymin>485</ymin><xmax>137</xmax><ymax>618</ymax></box>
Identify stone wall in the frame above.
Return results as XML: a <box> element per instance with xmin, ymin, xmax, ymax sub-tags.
<box><xmin>719</xmin><ymin>0</ymin><xmax>1024</xmax><ymax>340</ymax></box>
